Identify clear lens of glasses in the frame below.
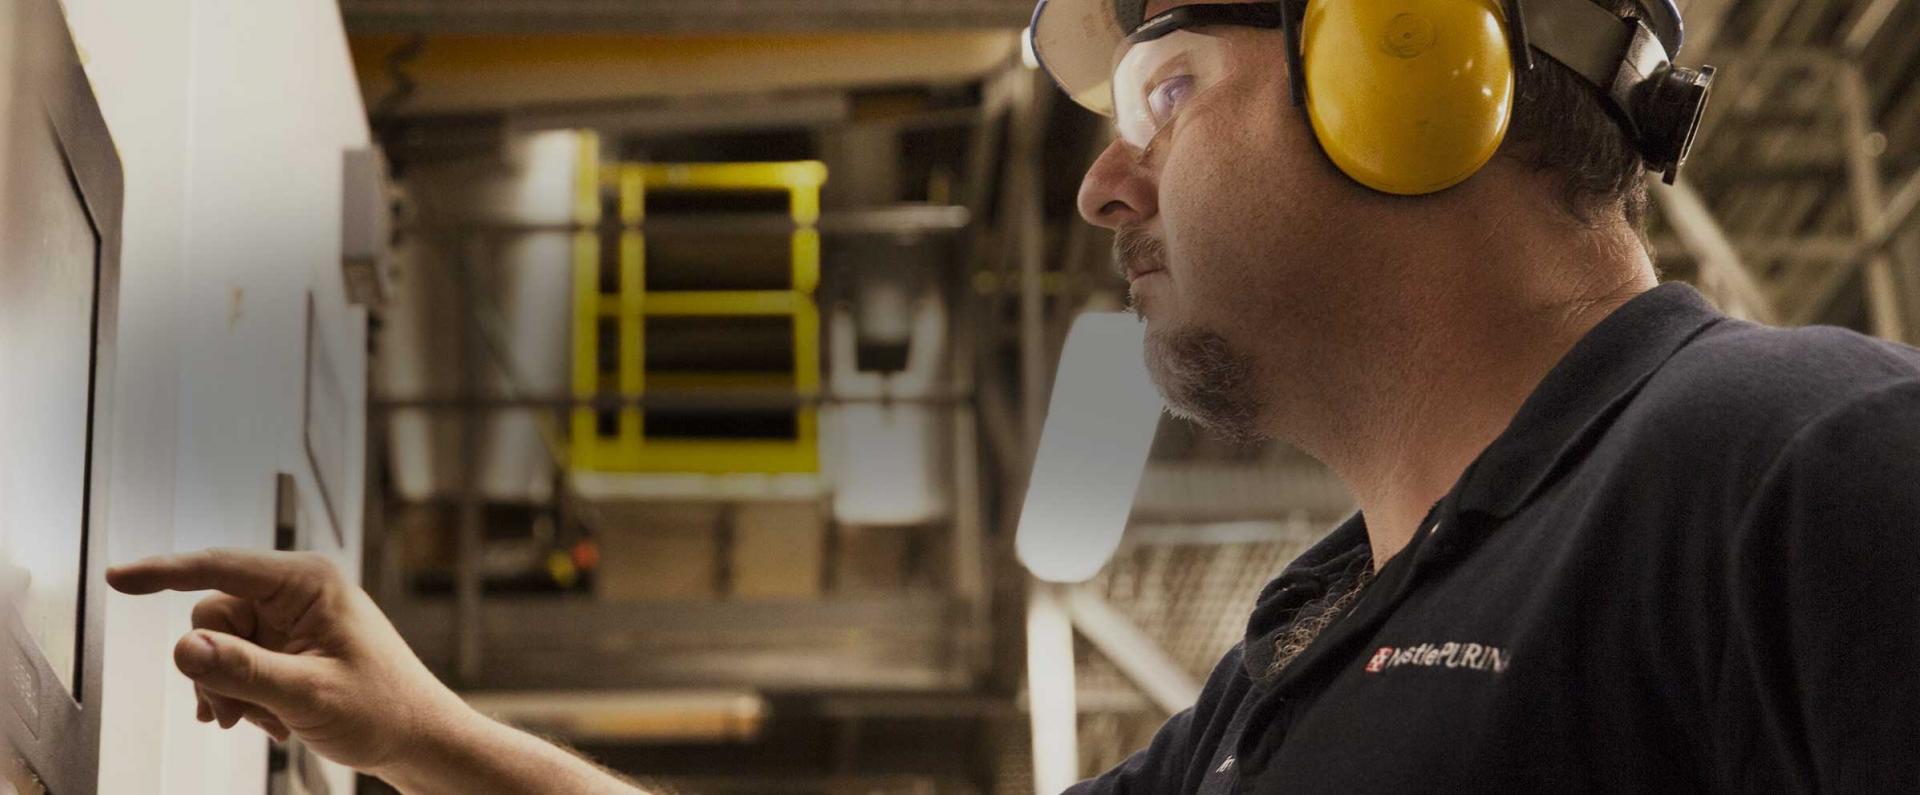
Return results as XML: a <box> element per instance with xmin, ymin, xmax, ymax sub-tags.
<box><xmin>1110</xmin><ymin>29</ymin><xmax>1234</xmax><ymax>150</ymax></box>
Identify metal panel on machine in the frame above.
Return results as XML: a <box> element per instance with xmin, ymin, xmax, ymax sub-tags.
<box><xmin>0</xmin><ymin>0</ymin><xmax>124</xmax><ymax>791</ymax></box>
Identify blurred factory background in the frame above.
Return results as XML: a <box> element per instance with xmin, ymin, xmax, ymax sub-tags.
<box><xmin>17</xmin><ymin>0</ymin><xmax>1920</xmax><ymax>793</ymax></box>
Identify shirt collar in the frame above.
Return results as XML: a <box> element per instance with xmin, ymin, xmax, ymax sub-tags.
<box><xmin>1239</xmin><ymin>513</ymin><xmax>1373</xmax><ymax>678</ymax></box>
<box><xmin>1234</xmin><ymin>282</ymin><xmax>1724</xmax><ymax>682</ymax></box>
<box><xmin>1452</xmin><ymin>281</ymin><xmax>1725</xmax><ymax>519</ymax></box>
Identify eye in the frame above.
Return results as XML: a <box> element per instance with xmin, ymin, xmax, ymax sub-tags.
<box><xmin>1146</xmin><ymin>74</ymin><xmax>1196</xmax><ymax>125</ymax></box>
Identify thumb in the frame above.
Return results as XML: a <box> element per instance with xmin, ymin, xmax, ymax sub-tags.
<box><xmin>175</xmin><ymin>630</ymin><xmax>329</xmax><ymax>717</ymax></box>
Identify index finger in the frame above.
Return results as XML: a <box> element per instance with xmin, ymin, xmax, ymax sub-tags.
<box><xmin>107</xmin><ymin>548</ymin><xmax>327</xmax><ymax>599</ymax></box>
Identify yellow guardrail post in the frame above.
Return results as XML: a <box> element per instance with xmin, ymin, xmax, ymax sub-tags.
<box><xmin>569</xmin><ymin>132</ymin><xmax>603</xmax><ymax>471</ymax></box>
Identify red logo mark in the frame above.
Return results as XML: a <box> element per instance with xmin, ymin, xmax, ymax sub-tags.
<box><xmin>1366</xmin><ymin>647</ymin><xmax>1394</xmax><ymax>674</ymax></box>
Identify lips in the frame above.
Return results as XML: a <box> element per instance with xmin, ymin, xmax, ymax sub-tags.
<box><xmin>1113</xmin><ymin>226</ymin><xmax>1169</xmax><ymax>286</ymax></box>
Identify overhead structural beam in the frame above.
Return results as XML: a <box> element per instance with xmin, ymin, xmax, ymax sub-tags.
<box><xmin>1863</xmin><ymin>166</ymin><xmax>1920</xmax><ymax>261</ymax></box>
<box><xmin>341</xmin><ymin>0</ymin><xmax>1036</xmax><ymax>34</ymax></box>
<box><xmin>1651</xmin><ymin>179</ymin><xmax>1778</xmax><ymax>325</ymax></box>
<box><xmin>1649</xmin><ymin>236</ymin><xmax>1867</xmax><ymax>265</ymax></box>
<box><xmin>350</xmin><ymin>31</ymin><xmax>1020</xmax><ymax>117</ymax></box>
<box><xmin>509</xmin><ymin>92</ymin><xmax>852</xmax><ymax>137</ymax></box>
<box><xmin>1841</xmin><ymin>0</ymin><xmax>1907</xmax><ymax>54</ymax></box>
<box><xmin>1675</xmin><ymin>0</ymin><xmax>1741</xmax><ymax>58</ymax></box>
<box><xmin>1788</xmin><ymin>62</ymin><xmax>1920</xmax><ymax>335</ymax></box>
<box><xmin>1064</xmin><ymin>586</ymin><xmax>1205</xmax><ymax>715</ymax></box>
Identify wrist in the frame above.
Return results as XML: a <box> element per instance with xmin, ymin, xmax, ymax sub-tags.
<box><xmin>369</xmin><ymin>688</ymin><xmax>496</xmax><ymax>791</ymax></box>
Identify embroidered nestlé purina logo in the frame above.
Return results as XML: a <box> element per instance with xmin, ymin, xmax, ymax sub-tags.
<box><xmin>1365</xmin><ymin>642</ymin><xmax>1511</xmax><ymax>675</ymax></box>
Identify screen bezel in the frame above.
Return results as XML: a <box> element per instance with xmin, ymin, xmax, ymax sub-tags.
<box><xmin>2</xmin><ymin>0</ymin><xmax>123</xmax><ymax>791</ymax></box>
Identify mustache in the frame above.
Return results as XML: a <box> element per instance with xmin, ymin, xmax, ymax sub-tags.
<box><xmin>1113</xmin><ymin>226</ymin><xmax>1167</xmax><ymax>281</ymax></box>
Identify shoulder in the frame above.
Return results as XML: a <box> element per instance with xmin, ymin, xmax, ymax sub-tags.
<box><xmin>1653</xmin><ymin>319</ymin><xmax>1920</xmax><ymax>419</ymax></box>
<box><xmin>1624</xmin><ymin>319</ymin><xmax>1920</xmax><ymax>464</ymax></box>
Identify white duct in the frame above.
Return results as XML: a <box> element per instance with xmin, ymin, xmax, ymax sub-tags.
<box><xmin>824</xmin><ymin>292</ymin><xmax>950</xmax><ymax>525</ymax></box>
<box><xmin>380</xmin><ymin>130</ymin><xmax>583</xmax><ymax>502</ymax></box>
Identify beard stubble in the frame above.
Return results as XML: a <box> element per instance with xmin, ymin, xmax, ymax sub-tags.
<box><xmin>1115</xmin><ymin>225</ymin><xmax>1267</xmax><ymax>442</ymax></box>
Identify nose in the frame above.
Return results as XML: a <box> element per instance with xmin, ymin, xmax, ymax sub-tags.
<box><xmin>1077</xmin><ymin>138</ymin><xmax>1159</xmax><ymax>230</ymax></box>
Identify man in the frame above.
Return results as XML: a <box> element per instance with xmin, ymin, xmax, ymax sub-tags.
<box><xmin>111</xmin><ymin>0</ymin><xmax>1920</xmax><ymax>792</ymax></box>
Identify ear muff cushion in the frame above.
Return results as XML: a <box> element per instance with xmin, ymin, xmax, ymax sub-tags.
<box><xmin>1302</xmin><ymin>0</ymin><xmax>1516</xmax><ymax>195</ymax></box>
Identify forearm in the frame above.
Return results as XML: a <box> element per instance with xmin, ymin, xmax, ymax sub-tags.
<box><xmin>373</xmin><ymin>701</ymin><xmax>649</xmax><ymax>795</ymax></box>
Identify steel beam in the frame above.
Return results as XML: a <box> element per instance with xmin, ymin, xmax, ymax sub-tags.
<box><xmin>951</xmin><ymin>401</ymin><xmax>991</xmax><ymax>675</ymax></box>
<box><xmin>1650</xmin><ymin>179</ymin><xmax>1779</xmax><ymax>324</ymax></box>
<box><xmin>391</xmin><ymin>595</ymin><xmax>973</xmax><ymax>691</ymax></box>
<box><xmin>373</xmin><ymin>389</ymin><xmax>969</xmax><ymax>413</ymax></box>
<box><xmin>405</xmin><ymin>205</ymin><xmax>974</xmax><ymax>239</ymax></box>
<box><xmin>1842</xmin><ymin>0</ymin><xmax>1908</xmax><ymax>54</ymax></box>
<box><xmin>1125</xmin><ymin>515</ymin><xmax>1322</xmax><ymax>547</ymax></box>
<box><xmin>508</xmin><ymin>92</ymin><xmax>852</xmax><ymax>137</ymax></box>
<box><xmin>1650</xmin><ymin>236</ymin><xmax>1864</xmax><ymax>265</ymax></box>
<box><xmin>1863</xmin><ymin>165</ymin><xmax>1920</xmax><ymax>259</ymax></box>
<box><xmin>1063</xmin><ymin>587</ymin><xmax>1205</xmax><ymax>715</ymax></box>
<box><xmin>1130</xmin><ymin>461</ymin><xmax>1357</xmax><ymax>523</ymax></box>
<box><xmin>1783</xmin><ymin>61</ymin><xmax>1920</xmax><ymax>335</ymax></box>
<box><xmin>350</xmin><ymin>31</ymin><xmax>1019</xmax><ymax>117</ymax></box>
<box><xmin>342</xmin><ymin>0</ymin><xmax>1037</xmax><ymax>34</ymax></box>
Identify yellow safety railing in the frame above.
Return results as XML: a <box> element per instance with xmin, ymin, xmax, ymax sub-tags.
<box><xmin>570</xmin><ymin>144</ymin><xmax>826</xmax><ymax>474</ymax></box>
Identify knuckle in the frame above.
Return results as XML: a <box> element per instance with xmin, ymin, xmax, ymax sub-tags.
<box><xmin>223</xmin><ymin>642</ymin><xmax>257</xmax><ymax>685</ymax></box>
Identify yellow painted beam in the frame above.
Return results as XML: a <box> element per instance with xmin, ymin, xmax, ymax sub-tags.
<box><xmin>632</xmin><ymin>291</ymin><xmax>807</xmax><ymax>317</ymax></box>
<box><xmin>600</xmin><ymin>440</ymin><xmax>819</xmax><ymax>474</ymax></box>
<box><xmin>349</xmin><ymin>31</ymin><xmax>1018</xmax><ymax>116</ymax></box>
<box><xmin>636</xmin><ymin>162</ymin><xmax>826</xmax><ymax>192</ymax></box>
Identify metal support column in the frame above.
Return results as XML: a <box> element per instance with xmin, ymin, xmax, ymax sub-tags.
<box><xmin>1026</xmin><ymin>582</ymin><xmax>1080</xmax><ymax>794</ymax></box>
<box><xmin>452</xmin><ymin>235</ymin><xmax>486</xmax><ymax>684</ymax></box>
<box><xmin>951</xmin><ymin>329</ymin><xmax>990</xmax><ymax>675</ymax></box>
<box><xmin>1009</xmin><ymin>68</ymin><xmax>1054</xmax><ymax>447</ymax></box>
<box><xmin>1841</xmin><ymin>62</ymin><xmax>1909</xmax><ymax>341</ymax></box>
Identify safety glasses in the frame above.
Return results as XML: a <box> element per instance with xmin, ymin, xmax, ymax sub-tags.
<box><xmin>1109</xmin><ymin>5</ymin><xmax>1284</xmax><ymax>151</ymax></box>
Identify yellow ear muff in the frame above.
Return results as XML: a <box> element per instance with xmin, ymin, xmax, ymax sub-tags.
<box><xmin>1300</xmin><ymin>0</ymin><xmax>1516</xmax><ymax>195</ymax></box>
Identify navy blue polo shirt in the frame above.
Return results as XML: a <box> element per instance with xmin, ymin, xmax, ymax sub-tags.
<box><xmin>1069</xmin><ymin>283</ymin><xmax>1920</xmax><ymax>793</ymax></box>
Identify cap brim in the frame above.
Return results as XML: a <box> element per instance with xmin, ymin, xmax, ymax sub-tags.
<box><xmin>1031</xmin><ymin>0</ymin><xmax>1128</xmax><ymax>116</ymax></box>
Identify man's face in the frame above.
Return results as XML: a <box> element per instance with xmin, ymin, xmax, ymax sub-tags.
<box><xmin>1079</xmin><ymin>2</ymin><xmax>1395</xmax><ymax>441</ymax></box>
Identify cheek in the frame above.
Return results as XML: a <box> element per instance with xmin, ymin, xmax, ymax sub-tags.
<box><xmin>1157</xmin><ymin>99</ymin><xmax>1333</xmax><ymax>303</ymax></box>
<box><xmin>1152</xmin><ymin>93</ymin><xmax>1396</xmax><ymax>356</ymax></box>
